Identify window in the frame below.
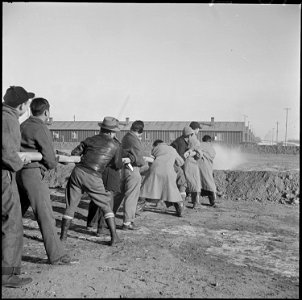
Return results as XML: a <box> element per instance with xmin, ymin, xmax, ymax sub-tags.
<box><xmin>215</xmin><ymin>133</ymin><xmax>223</xmax><ymax>141</ymax></box>
<box><xmin>71</xmin><ymin>131</ymin><xmax>78</xmax><ymax>140</ymax></box>
<box><xmin>145</xmin><ymin>132</ymin><xmax>151</xmax><ymax>141</ymax></box>
<box><xmin>53</xmin><ymin>131</ymin><xmax>59</xmax><ymax>139</ymax></box>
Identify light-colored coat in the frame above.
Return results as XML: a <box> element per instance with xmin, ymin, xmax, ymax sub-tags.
<box><xmin>140</xmin><ymin>143</ymin><xmax>184</xmax><ymax>202</ymax></box>
<box><xmin>197</xmin><ymin>142</ymin><xmax>216</xmax><ymax>192</ymax></box>
<box><xmin>184</xmin><ymin>135</ymin><xmax>201</xmax><ymax>193</ymax></box>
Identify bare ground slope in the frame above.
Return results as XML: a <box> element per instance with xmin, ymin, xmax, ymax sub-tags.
<box><xmin>2</xmin><ymin>153</ymin><xmax>299</xmax><ymax>299</ymax></box>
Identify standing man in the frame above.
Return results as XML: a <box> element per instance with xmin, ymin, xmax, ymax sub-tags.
<box><xmin>86</xmin><ymin>132</ymin><xmax>123</xmax><ymax>236</ymax></box>
<box><xmin>16</xmin><ymin>97</ymin><xmax>73</xmax><ymax>265</ymax></box>
<box><xmin>60</xmin><ymin>117</ymin><xmax>122</xmax><ymax>246</ymax></box>
<box><xmin>170</xmin><ymin>126</ymin><xmax>195</xmax><ymax>203</ymax></box>
<box><xmin>187</xmin><ymin>121</ymin><xmax>202</xmax><ymax>207</ymax></box>
<box><xmin>2</xmin><ymin>86</ymin><xmax>34</xmax><ymax>288</ymax></box>
<box><xmin>113</xmin><ymin>120</ymin><xmax>145</xmax><ymax>230</ymax></box>
<box><xmin>140</xmin><ymin>140</ymin><xmax>185</xmax><ymax>217</ymax></box>
<box><xmin>198</xmin><ymin>135</ymin><xmax>217</xmax><ymax>207</ymax></box>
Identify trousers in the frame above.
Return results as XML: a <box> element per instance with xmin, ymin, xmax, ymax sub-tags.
<box><xmin>16</xmin><ymin>168</ymin><xmax>66</xmax><ymax>264</ymax></box>
<box><xmin>114</xmin><ymin>166</ymin><xmax>141</xmax><ymax>223</ymax></box>
<box><xmin>64</xmin><ymin>166</ymin><xmax>113</xmax><ymax>219</ymax></box>
<box><xmin>87</xmin><ymin>190</ymin><xmax>116</xmax><ymax>228</ymax></box>
<box><xmin>2</xmin><ymin>170</ymin><xmax>23</xmax><ymax>275</ymax></box>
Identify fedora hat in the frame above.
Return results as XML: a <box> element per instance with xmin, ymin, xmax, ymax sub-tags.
<box><xmin>98</xmin><ymin>116</ymin><xmax>120</xmax><ymax>132</ymax></box>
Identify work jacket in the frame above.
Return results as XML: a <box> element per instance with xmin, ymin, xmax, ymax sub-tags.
<box><xmin>121</xmin><ymin>131</ymin><xmax>145</xmax><ymax>167</ymax></box>
<box><xmin>20</xmin><ymin>116</ymin><xmax>57</xmax><ymax>172</ymax></box>
<box><xmin>2</xmin><ymin>103</ymin><xmax>23</xmax><ymax>172</ymax></box>
<box><xmin>72</xmin><ymin>133</ymin><xmax>123</xmax><ymax>178</ymax></box>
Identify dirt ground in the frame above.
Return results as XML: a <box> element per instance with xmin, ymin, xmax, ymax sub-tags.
<box><xmin>2</xmin><ymin>152</ymin><xmax>299</xmax><ymax>298</ymax></box>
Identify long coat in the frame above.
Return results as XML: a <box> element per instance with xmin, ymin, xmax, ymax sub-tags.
<box><xmin>197</xmin><ymin>142</ymin><xmax>216</xmax><ymax>193</ymax></box>
<box><xmin>140</xmin><ymin>143</ymin><xmax>184</xmax><ymax>202</ymax></box>
<box><xmin>183</xmin><ymin>135</ymin><xmax>201</xmax><ymax>193</ymax></box>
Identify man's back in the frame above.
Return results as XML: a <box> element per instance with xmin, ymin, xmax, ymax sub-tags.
<box><xmin>20</xmin><ymin>116</ymin><xmax>56</xmax><ymax>170</ymax></box>
<box><xmin>171</xmin><ymin>135</ymin><xmax>188</xmax><ymax>160</ymax></box>
<box><xmin>121</xmin><ymin>131</ymin><xmax>145</xmax><ymax>167</ymax></box>
<box><xmin>72</xmin><ymin>133</ymin><xmax>121</xmax><ymax>176</ymax></box>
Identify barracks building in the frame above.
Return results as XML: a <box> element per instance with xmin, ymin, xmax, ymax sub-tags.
<box><xmin>47</xmin><ymin>117</ymin><xmax>256</xmax><ymax>145</ymax></box>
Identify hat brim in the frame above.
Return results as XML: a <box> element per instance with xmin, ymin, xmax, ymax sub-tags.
<box><xmin>27</xmin><ymin>92</ymin><xmax>35</xmax><ymax>99</ymax></box>
<box><xmin>100</xmin><ymin>124</ymin><xmax>120</xmax><ymax>132</ymax></box>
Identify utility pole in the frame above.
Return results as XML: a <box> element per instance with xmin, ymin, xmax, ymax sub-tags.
<box><xmin>243</xmin><ymin>115</ymin><xmax>248</xmax><ymax>125</ymax></box>
<box><xmin>243</xmin><ymin>115</ymin><xmax>248</xmax><ymax>142</ymax></box>
<box><xmin>276</xmin><ymin>121</ymin><xmax>279</xmax><ymax>143</ymax></box>
<box><xmin>284</xmin><ymin>108</ymin><xmax>290</xmax><ymax>146</ymax></box>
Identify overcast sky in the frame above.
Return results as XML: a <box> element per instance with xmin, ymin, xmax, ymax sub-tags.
<box><xmin>2</xmin><ymin>2</ymin><xmax>300</xmax><ymax>140</ymax></box>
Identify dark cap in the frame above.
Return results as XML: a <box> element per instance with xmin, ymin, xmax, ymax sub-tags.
<box><xmin>3</xmin><ymin>86</ymin><xmax>35</xmax><ymax>107</ymax></box>
<box><xmin>189</xmin><ymin>121</ymin><xmax>201</xmax><ymax>130</ymax></box>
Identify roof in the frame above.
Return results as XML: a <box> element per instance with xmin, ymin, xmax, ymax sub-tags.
<box><xmin>47</xmin><ymin>121</ymin><xmax>246</xmax><ymax>132</ymax></box>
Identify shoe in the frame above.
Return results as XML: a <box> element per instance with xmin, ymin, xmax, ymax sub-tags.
<box><xmin>2</xmin><ymin>274</ymin><xmax>33</xmax><ymax>288</ymax></box>
<box><xmin>174</xmin><ymin>202</ymin><xmax>184</xmax><ymax>217</ymax></box>
<box><xmin>121</xmin><ymin>223</ymin><xmax>141</xmax><ymax>231</ymax></box>
<box><xmin>51</xmin><ymin>254</ymin><xmax>72</xmax><ymax>265</ymax></box>
<box><xmin>209</xmin><ymin>203</ymin><xmax>217</xmax><ymax>208</ymax></box>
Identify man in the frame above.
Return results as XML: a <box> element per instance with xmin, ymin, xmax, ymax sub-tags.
<box><xmin>86</xmin><ymin>131</ymin><xmax>123</xmax><ymax>236</ymax></box>
<box><xmin>16</xmin><ymin>98</ymin><xmax>73</xmax><ymax>265</ymax></box>
<box><xmin>113</xmin><ymin>120</ymin><xmax>145</xmax><ymax>230</ymax></box>
<box><xmin>170</xmin><ymin>126</ymin><xmax>195</xmax><ymax>204</ymax></box>
<box><xmin>189</xmin><ymin>121</ymin><xmax>202</xmax><ymax>136</ymax></box>
<box><xmin>198</xmin><ymin>135</ymin><xmax>217</xmax><ymax>207</ymax></box>
<box><xmin>2</xmin><ymin>86</ymin><xmax>34</xmax><ymax>288</ymax></box>
<box><xmin>60</xmin><ymin>117</ymin><xmax>122</xmax><ymax>246</ymax></box>
<box><xmin>188</xmin><ymin>121</ymin><xmax>202</xmax><ymax>208</ymax></box>
<box><xmin>140</xmin><ymin>139</ymin><xmax>185</xmax><ymax>217</ymax></box>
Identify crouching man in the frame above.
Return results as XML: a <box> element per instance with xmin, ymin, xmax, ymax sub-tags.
<box><xmin>60</xmin><ymin>117</ymin><xmax>122</xmax><ymax>246</ymax></box>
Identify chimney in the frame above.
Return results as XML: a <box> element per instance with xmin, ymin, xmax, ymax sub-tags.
<box><xmin>126</xmin><ymin>117</ymin><xmax>129</xmax><ymax>124</ymax></box>
<box><xmin>211</xmin><ymin>117</ymin><xmax>214</xmax><ymax>125</ymax></box>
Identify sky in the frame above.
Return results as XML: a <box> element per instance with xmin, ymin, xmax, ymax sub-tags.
<box><xmin>2</xmin><ymin>2</ymin><xmax>300</xmax><ymax>141</ymax></box>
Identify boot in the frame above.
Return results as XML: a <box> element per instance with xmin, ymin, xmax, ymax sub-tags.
<box><xmin>60</xmin><ymin>218</ymin><xmax>72</xmax><ymax>241</ymax></box>
<box><xmin>2</xmin><ymin>274</ymin><xmax>33</xmax><ymax>288</ymax></box>
<box><xmin>105</xmin><ymin>217</ymin><xmax>122</xmax><ymax>246</ymax></box>
<box><xmin>192</xmin><ymin>192</ymin><xmax>201</xmax><ymax>209</ymax></box>
<box><xmin>209</xmin><ymin>192</ymin><xmax>217</xmax><ymax>207</ymax></box>
<box><xmin>174</xmin><ymin>202</ymin><xmax>184</xmax><ymax>217</ymax></box>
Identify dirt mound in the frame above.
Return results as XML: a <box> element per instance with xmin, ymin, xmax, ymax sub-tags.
<box><xmin>214</xmin><ymin>170</ymin><xmax>299</xmax><ymax>204</ymax></box>
<box><xmin>43</xmin><ymin>163</ymin><xmax>75</xmax><ymax>188</ymax></box>
<box><xmin>44</xmin><ymin>163</ymin><xmax>300</xmax><ymax>205</ymax></box>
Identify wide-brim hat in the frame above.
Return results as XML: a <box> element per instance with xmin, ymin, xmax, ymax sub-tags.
<box><xmin>3</xmin><ymin>86</ymin><xmax>35</xmax><ymax>107</ymax></box>
<box><xmin>182</xmin><ymin>126</ymin><xmax>194</xmax><ymax>137</ymax></box>
<box><xmin>98</xmin><ymin>116</ymin><xmax>120</xmax><ymax>132</ymax></box>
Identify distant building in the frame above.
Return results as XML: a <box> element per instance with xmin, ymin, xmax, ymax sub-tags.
<box><xmin>47</xmin><ymin>117</ymin><xmax>256</xmax><ymax>145</ymax></box>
